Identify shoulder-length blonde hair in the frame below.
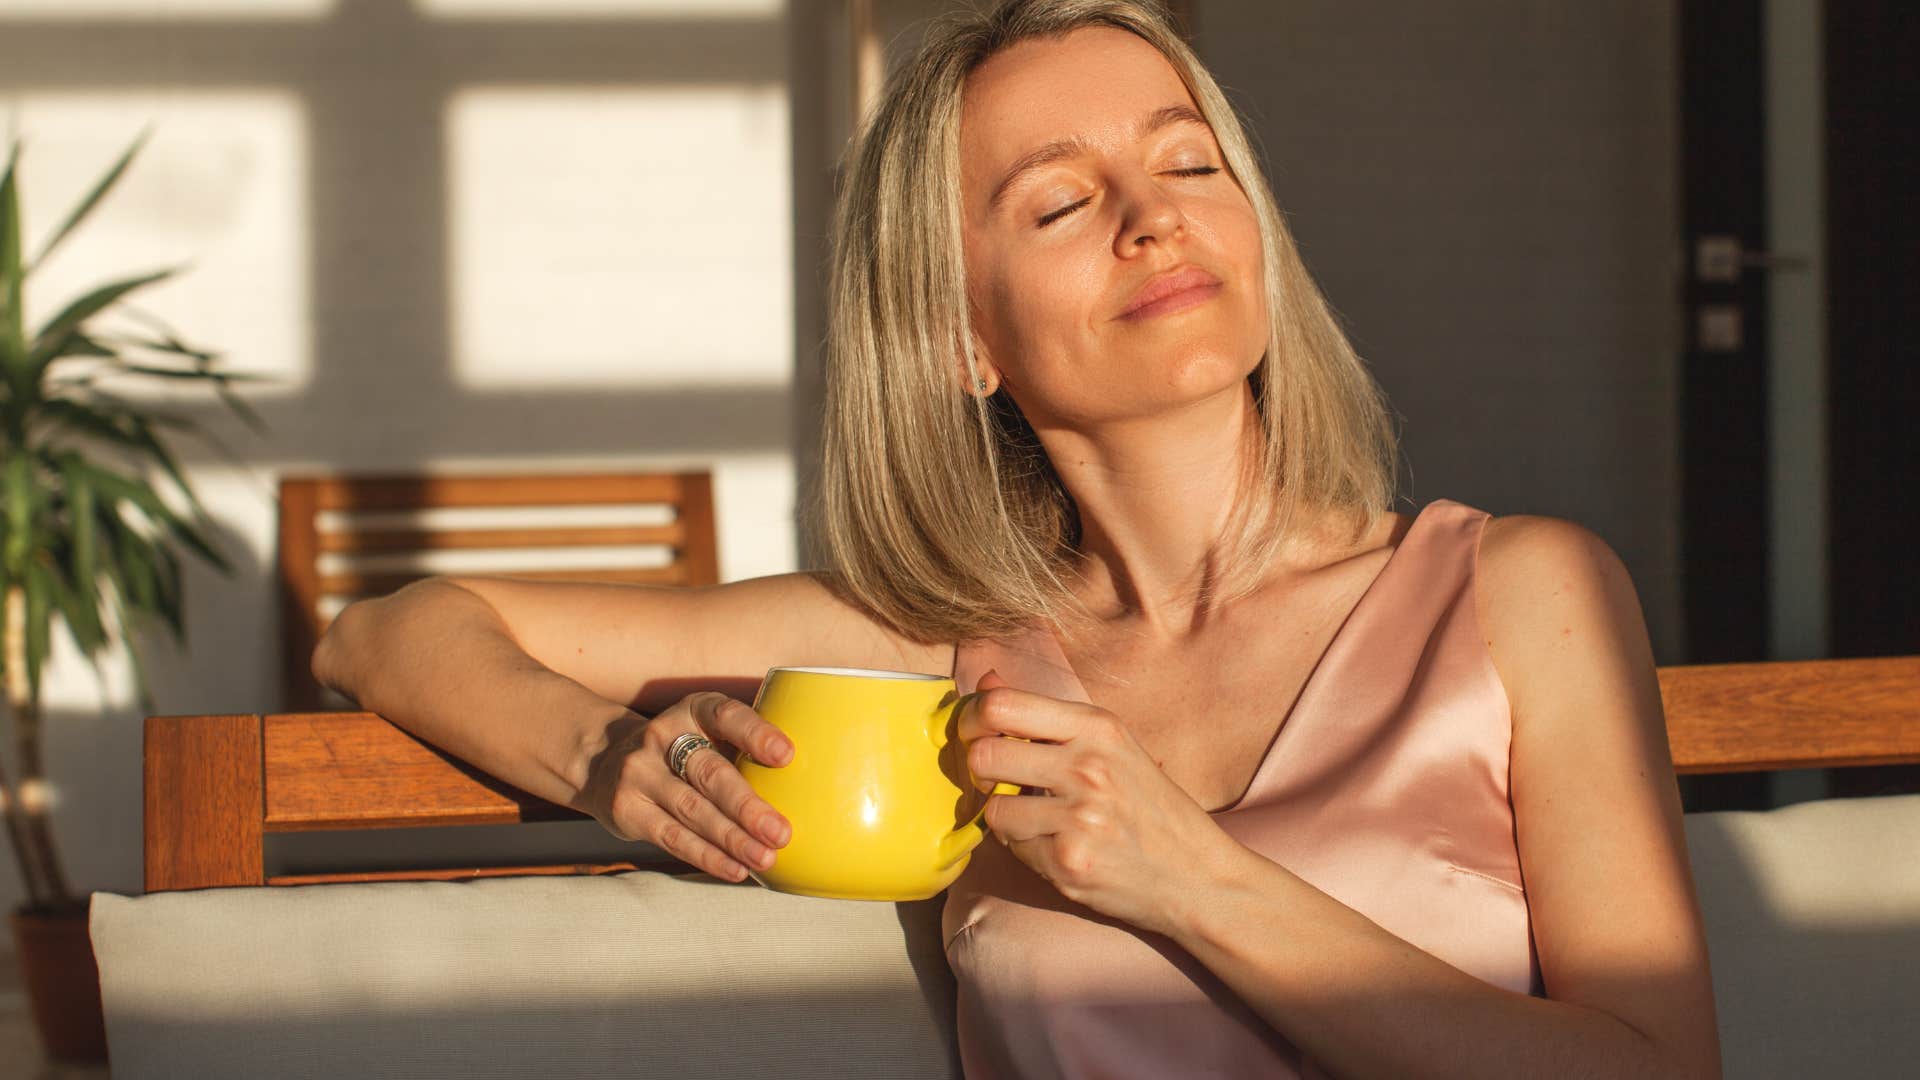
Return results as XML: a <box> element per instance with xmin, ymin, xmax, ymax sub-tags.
<box><xmin>808</xmin><ymin>0</ymin><xmax>1400</xmax><ymax>645</ymax></box>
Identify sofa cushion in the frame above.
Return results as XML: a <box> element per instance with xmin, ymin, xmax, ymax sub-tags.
<box><xmin>1685</xmin><ymin>792</ymin><xmax>1920</xmax><ymax>1079</ymax></box>
<box><xmin>91</xmin><ymin>869</ymin><xmax>958</xmax><ymax>1079</ymax></box>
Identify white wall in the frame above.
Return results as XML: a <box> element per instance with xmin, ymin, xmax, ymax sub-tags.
<box><xmin>0</xmin><ymin>0</ymin><xmax>1686</xmax><ymax>916</ymax></box>
<box><xmin>0</xmin><ymin>0</ymin><xmax>803</xmax><ymax>912</ymax></box>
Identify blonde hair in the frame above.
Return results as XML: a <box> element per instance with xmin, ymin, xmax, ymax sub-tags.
<box><xmin>808</xmin><ymin>0</ymin><xmax>1400</xmax><ymax>645</ymax></box>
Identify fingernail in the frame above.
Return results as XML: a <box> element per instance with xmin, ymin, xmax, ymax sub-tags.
<box><xmin>772</xmin><ymin>820</ymin><xmax>791</xmax><ymax>846</ymax></box>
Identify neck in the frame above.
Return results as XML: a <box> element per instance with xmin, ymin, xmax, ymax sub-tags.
<box><xmin>1034</xmin><ymin>384</ymin><xmax>1264</xmax><ymax>636</ymax></box>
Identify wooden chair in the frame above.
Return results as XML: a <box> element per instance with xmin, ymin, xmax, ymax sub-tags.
<box><xmin>278</xmin><ymin>471</ymin><xmax>719</xmax><ymax>711</ymax></box>
<box><xmin>143</xmin><ymin>655</ymin><xmax>1920</xmax><ymax>893</ymax></box>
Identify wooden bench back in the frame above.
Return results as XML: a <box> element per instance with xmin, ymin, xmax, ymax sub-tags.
<box><xmin>278</xmin><ymin>471</ymin><xmax>718</xmax><ymax>711</ymax></box>
<box><xmin>145</xmin><ymin>655</ymin><xmax>1920</xmax><ymax>893</ymax></box>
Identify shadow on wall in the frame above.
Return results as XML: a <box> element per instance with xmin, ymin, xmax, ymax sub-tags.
<box><xmin>0</xmin><ymin>0</ymin><xmax>800</xmax><ymax>466</ymax></box>
<box><xmin>0</xmin><ymin>0</ymin><xmax>823</xmax><ymax>912</ymax></box>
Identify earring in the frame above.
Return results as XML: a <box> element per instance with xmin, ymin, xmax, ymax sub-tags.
<box><xmin>975</xmin><ymin>378</ymin><xmax>990</xmax><ymax>393</ymax></box>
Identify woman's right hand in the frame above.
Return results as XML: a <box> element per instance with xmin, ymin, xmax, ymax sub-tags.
<box><xmin>579</xmin><ymin>692</ymin><xmax>795</xmax><ymax>883</ymax></box>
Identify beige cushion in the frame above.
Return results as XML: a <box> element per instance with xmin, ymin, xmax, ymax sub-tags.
<box><xmin>1685</xmin><ymin>793</ymin><xmax>1920</xmax><ymax>1079</ymax></box>
<box><xmin>93</xmin><ymin>795</ymin><xmax>1920</xmax><ymax>1077</ymax></box>
<box><xmin>91</xmin><ymin>870</ymin><xmax>959</xmax><ymax>1079</ymax></box>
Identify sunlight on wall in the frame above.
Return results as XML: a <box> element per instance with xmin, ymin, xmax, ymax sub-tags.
<box><xmin>447</xmin><ymin>86</ymin><xmax>791</xmax><ymax>389</ymax></box>
<box><xmin>417</xmin><ymin>0</ymin><xmax>781</xmax><ymax>18</ymax></box>
<box><xmin>0</xmin><ymin>0</ymin><xmax>332</xmax><ymax>18</ymax></box>
<box><xmin>2</xmin><ymin>91</ymin><xmax>312</xmax><ymax>394</ymax></box>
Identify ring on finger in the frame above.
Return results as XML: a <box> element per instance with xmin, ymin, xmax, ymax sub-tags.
<box><xmin>667</xmin><ymin>732</ymin><xmax>716</xmax><ymax>782</ymax></box>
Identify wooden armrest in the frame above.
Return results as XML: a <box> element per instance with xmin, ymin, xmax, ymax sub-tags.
<box><xmin>143</xmin><ymin>711</ymin><xmax>594</xmax><ymax>892</ymax></box>
<box><xmin>144</xmin><ymin>656</ymin><xmax>1920</xmax><ymax>893</ymax></box>
<box><xmin>1658</xmin><ymin>656</ymin><xmax>1920</xmax><ymax>773</ymax></box>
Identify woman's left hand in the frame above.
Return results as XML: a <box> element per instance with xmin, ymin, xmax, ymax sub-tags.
<box><xmin>959</xmin><ymin>669</ymin><xmax>1243</xmax><ymax>937</ymax></box>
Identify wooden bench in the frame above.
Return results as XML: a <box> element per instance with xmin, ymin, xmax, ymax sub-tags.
<box><xmin>277</xmin><ymin>471</ymin><xmax>719</xmax><ymax>711</ymax></box>
<box><xmin>143</xmin><ymin>655</ymin><xmax>1920</xmax><ymax>893</ymax></box>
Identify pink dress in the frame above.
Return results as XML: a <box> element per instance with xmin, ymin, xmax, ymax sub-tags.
<box><xmin>943</xmin><ymin>498</ymin><xmax>1541</xmax><ymax>1078</ymax></box>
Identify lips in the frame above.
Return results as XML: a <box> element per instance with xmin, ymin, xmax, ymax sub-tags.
<box><xmin>1117</xmin><ymin>265</ymin><xmax>1223</xmax><ymax>320</ymax></box>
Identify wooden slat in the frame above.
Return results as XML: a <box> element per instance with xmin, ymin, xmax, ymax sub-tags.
<box><xmin>144</xmin><ymin>715</ymin><xmax>266</xmax><ymax>891</ymax></box>
<box><xmin>279</xmin><ymin>479</ymin><xmax>324</xmax><ymax>712</ymax></box>
<box><xmin>317</xmin><ymin>524</ymin><xmax>685</xmax><ymax>554</ymax></box>
<box><xmin>1662</xmin><ymin>655</ymin><xmax>1920</xmax><ymax>773</ymax></box>
<box><xmin>317</xmin><ymin>565</ymin><xmax>689</xmax><ymax>598</ymax></box>
<box><xmin>263</xmin><ymin>712</ymin><xmax>587</xmax><ymax>832</ymax></box>
<box><xmin>677</xmin><ymin>472</ymin><xmax>720</xmax><ymax>586</ymax></box>
<box><xmin>309</xmin><ymin>473</ymin><xmax>687</xmax><ymax>512</ymax></box>
<box><xmin>268</xmin><ymin>862</ymin><xmax>648</xmax><ymax>886</ymax></box>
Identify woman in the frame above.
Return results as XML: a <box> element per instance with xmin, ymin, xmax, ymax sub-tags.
<box><xmin>316</xmin><ymin>1</ymin><xmax>1720</xmax><ymax>1076</ymax></box>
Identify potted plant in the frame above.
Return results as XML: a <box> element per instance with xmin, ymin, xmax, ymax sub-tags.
<box><xmin>1</xmin><ymin>133</ymin><xmax>259</xmax><ymax>1062</ymax></box>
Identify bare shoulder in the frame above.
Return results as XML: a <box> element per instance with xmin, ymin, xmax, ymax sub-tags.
<box><xmin>1475</xmin><ymin>519</ymin><xmax>1719</xmax><ymax>1074</ymax></box>
<box><xmin>1472</xmin><ymin>513</ymin><xmax>1659</xmax><ymax>729</ymax></box>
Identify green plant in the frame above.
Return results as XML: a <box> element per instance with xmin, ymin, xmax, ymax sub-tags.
<box><xmin>0</xmin><ymin>133</ymin><xmax>260</xmax><ymax>914</ymax></box>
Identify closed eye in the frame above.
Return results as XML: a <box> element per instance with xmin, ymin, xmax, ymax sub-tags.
<box><xmin>1036</xmin><ymin>166</ymin><xmax>1223</xmax><ymax>228</ymax></box>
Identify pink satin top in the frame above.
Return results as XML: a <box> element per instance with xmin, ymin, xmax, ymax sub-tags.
<box><xmin>942</xmin><ymin>498</ymin><xmax>1541</xmax><ymax>1078</ymax></box>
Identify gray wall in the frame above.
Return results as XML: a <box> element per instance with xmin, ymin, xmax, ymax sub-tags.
<box><xmin>1194</xmin><ymin>0</ymin><xmax>1683</xmax><ymax>661</ymax></box>
<box><xmin>858</xmin><ymin>1</ymin><xmax>1684</xmax><ymax>660</ymax></box>
<box><xmin>0</xmin><ymin>0</ymin><xmax>1685</xmax><ymax>919</ymax></box>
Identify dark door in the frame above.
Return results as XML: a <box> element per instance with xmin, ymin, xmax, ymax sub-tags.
<box><xmin>1679</xmin><ymin>0</ymin><xmax>1918</xmax><ymax>808</ymax></box>
<box><xmin>1821</xmin><ymin>0</ymin><xmax>1918</xmax><ymax>796</ymax></box>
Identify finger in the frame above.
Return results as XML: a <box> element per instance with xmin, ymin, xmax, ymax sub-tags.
<box><xmin>982</xmin><ymin>790</ymin><xmax>1055</xmax><ymax>844</ymax></box>
<box><xmin>679</xmin><ymin>717</ymin><xmax>793</xmax><ymax>850</ymax></box>
<box><xmin>625</xmin><ymin>800</ymin><xmax>753</xmax><ymax>883</ymax></box>
<box><xmin>695</xmin><ymin>694</ymin><xmax>795</xmax><ymax>768</ymax></box>
<box><xmin>958</xmin><ymin>684</ymin><xmax>1090</xmax><ymax>743</ymax></box>
<box><xmin>968</xmin><ymin>732</ymin><xmax>1058</xmax><ymax>793</ymax></box>
<box><xmin>656</xmin><ymin>754</ymin><xmax>781</xmax><ymax>875</ymax></box>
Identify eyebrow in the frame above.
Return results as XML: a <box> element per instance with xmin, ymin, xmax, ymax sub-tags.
<box><xmin>985</xmin><ymin>103</ymin><xmax>1212</xmax><ymax>212</ymax></box>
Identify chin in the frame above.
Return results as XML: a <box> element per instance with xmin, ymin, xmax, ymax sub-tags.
<box><xmin>1158</xmin><ymin>337</ymin><xmax>1262</xmax><ymax>399</ymax></box>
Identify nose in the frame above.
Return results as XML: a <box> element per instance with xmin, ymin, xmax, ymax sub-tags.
<box><xmin>1111</xmin><ymin>173</ymin><xmax>1186</xmax><ymax>257</ymax></box>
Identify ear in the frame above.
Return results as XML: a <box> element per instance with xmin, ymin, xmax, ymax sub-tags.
<box><xmin>955</xmin><ymin>335</ymin><xmax>1001</xmax><ymax>398</ymax></box>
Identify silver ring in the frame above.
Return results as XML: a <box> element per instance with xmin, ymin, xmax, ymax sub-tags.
<box><xmin>667</xmin><ymin>732</ymin><xmax>716</xmax><ymax>782</ymax></box>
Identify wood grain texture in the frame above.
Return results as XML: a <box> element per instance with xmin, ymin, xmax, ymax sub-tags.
<box><xmin>143</xmin><ymin>715</ymin><xmax>266</xmax><ymax>892</ymax></box>
<box><xmin>315</xmin><ymin>565</ymin><xmax>689</xmax><ymax>598</ymax></box>
<box><xmin>678</xmin><ymin>471</ymin><xmax>721</xmax><ymax>587</ymax></box>
<box><xmin>278</xmin><ymin>479</ymin><xmax>324</xmax><ymax>711</ymax></box>
<box><xmin>277</xmin><ymin>470</ymin><xmax>718</xmax><ymax>711</ymax></box>
<box><xmin>1662</xmin><ymin>655</ymin><xmax>1920</xmax><ymax>773</ymax></box>
<box><xmin>268</xmin><ymin>862</ymin><xmax>646</xmax><ymax>886</ymax></box>
<box><xmin>317</xmin><ymin>524</ymin><xmax>684</xmax><ymax>554</ymax></box>
<box><xmin>263</xmin><ymin>712</ymin><xmax>587</xmax><ymax>831</ymax></box>
<box><xmin>308</xmin><ymin>473</ymin><xmax>687</xmax><ymax>510</ymax></box>
<box><xmin>141</xmin><ymin>656</ymin><xmax>1920</xmax><ymax>893</ymax></box>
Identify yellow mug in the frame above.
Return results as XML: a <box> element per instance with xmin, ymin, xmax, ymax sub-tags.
<box><xmin>738</xmin><ymin>666</ymin><xmax>1021</xmax><ymax>901</ymax></box>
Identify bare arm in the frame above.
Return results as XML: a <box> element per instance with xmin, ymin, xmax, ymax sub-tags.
<box><xmin>312</xmin><ymin>572</ymin><xmax>949</xmax><ymax>875</ymax></box>
<box><xmin>1166</xmin><ymin>516</ymin><xmax>1720</xmax><ymax>1077</ymax></box>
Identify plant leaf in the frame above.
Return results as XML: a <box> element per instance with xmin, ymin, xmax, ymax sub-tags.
<box><xmin>5</xmin><ymin>452</ymin><xmax>35</xmax><ymax>572</ymax></box>
<box><xmin>22</xmin><ymin>559</ymin><xmax>51</xmax><ymax>701</ymax></box>
<box><xmin>99</xmin><ymin>576</ymin><xmax>155</xmax><ymax>713</ymax></box>
<box><xmin>36</xmin><ymin>400</ymin><xmax>215</xmax><ymax>526</ymax></box>
<box><xmin>26</xmin><ymin>268</ymin><xmax>176</xmax><ymax>372</ymax></box>
<box><xmin>73</xmin><ymin>459</ymin><xmax>229</xmax><ymax>575</ymax></box>
<box><xmin>1</xmin><ymin>141</ymin><xmax>24</xmax><ymax>370</ymax></box>
<box><xmin>28</xmin><ymin>129</ymin><xmax>149</xmax><ymax>273</ymax></box>
<box><xmin>59</xmin><ymin>455</ymin><xmax>98</xmax><ymax>604</ymax></box>
<box><xmin>47</xmin><ymin>556</ymin><xmax>108</xmax><ymax>656</ymax></box>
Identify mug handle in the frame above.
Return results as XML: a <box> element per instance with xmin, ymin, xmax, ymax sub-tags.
<box><xmin>932</xmin><ymin>691</ymin><xmax>1025</xmax><ymax>871</ymax></box>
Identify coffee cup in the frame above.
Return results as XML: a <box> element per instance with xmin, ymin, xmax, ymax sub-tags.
<box><xmin>737</xmin><ymin>666</ymin><xmax>1021</xmax><ymax>901</ymax></box>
